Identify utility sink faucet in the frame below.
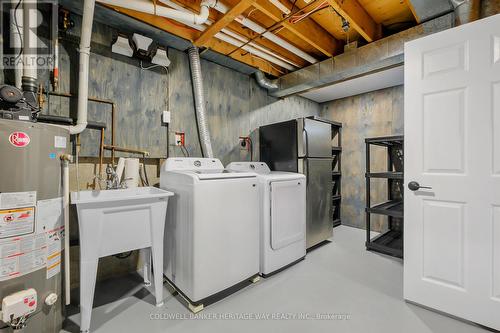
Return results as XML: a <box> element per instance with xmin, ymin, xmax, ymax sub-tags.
<box><xmin>106</xmin><ymin>165</ymin><xmax>129</xmax><ymax>190</ymax></box>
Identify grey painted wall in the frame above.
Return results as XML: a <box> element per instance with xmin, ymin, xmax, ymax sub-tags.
<box><xmin>38</xmin><ymin>17</ymin><xmax>320</xmax><ymax>162</ymax></box>
<box><xmin>168</xmin><ymin>48</ymin><xmax>320</xmax><ymax>166</ymax></box>
<box><xmin>2</xmin><ymin>13</ymin><xmax>319</xmax><ymax>160</ymax></box>
<box><xmin>320</xmin><ymin>86</ymin><xmax>404</xmax><ymax>231</ymax></box>
<box><xmin>1</xmin><ymin>14</ymin><xmax>320</xmax><ymax>287</ymax></box>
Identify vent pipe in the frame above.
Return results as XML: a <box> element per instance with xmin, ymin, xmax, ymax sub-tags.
<box><xmin>254</xmin><ymin>71</ymin><xmax>279</xmax><ymax>92</ymax></box>
<box><xmin>69</xmin><ymin>0</ymin><xmax>96</xmax><ymax>135</ymax></box>
<box><xmin>10</xmin><ymin>2</ymin><xmax>23</xmax><ymax>89</ymax></box>
<box><xmin>21</xmin><ymin>0</ymin><xmax>37</xmax><ymax>93</ymax></box>
<box><xmin>98</xmin><ymin>0</ymin><xmax>217</xmax><ymax>25</ymax></box>
<box><xmin>188</xmin><ymin>46</ymin><xmax>214</xmax><ymax>158</ymax></box>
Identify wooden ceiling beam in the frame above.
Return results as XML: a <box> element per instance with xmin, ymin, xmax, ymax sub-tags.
<box><xmin>253</xmin><ymin>0</ymin><xmax>340</xmax><ymax>57</ymax></box>
<box><xmin>101</xmin><ymin>4</ymin><xmax>283</xmax><ymax>76</ymax></box>
<box><xmin>404</xmin><ymin>0</ymin><xmax>420</xmax><ymax>23</ymax></box>
<box><xmin>226</xmin><ymin>22</ymin><xmax>308</xmax><ymax>67</ymax></box>
<box><xmin>172</xmin><ymin>0</ymin><xmax>311</xmax><ymax>65</ymax></box>
<box><xmin>325</xmin><ymin>0</ymin><xmax>381</xmax><ymax>42</ymax></box>
<box><xmin>194</xmin><ymin>0</ymin><xmax>257</xmax><ymax>47</ymax></box>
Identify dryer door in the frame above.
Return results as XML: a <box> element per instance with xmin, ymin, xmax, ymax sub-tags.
<box><xmin>270</xmin><ymin>179</ymin><xmax>306</xmax><ymax>250</ymax></box>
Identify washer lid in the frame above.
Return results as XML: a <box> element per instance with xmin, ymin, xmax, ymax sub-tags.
<box><xmin>182</xmin><ymin>170</ymin><xmax>257</xmax><ymax>180</ymax></box>
<box><xmin>163</xmin><ymin>157</ymin><xmax>224</xmax><ymax>171</ymax></box>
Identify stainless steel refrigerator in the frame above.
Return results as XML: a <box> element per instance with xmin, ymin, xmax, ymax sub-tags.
<box><xmin>259</xmin><ymin>117</ymin><xmax>333</xmax><ymax>249</ymax></box>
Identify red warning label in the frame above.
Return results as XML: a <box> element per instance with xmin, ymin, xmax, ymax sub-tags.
<box><xmin>8</xmin><ymin>132</ymin><xmax>31</xmax><ymax>148</ymax></box>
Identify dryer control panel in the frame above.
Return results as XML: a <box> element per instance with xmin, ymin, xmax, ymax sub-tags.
<box><xmin>226</xmin><ymin>162</ymin><xmax>271</xmax><ymax>174</ymax></box>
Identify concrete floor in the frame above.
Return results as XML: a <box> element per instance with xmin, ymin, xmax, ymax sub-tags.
<box><xmin>62</xmin><ymin>226</ymin><xmax>491</xmax><ymax>333</ymax></box>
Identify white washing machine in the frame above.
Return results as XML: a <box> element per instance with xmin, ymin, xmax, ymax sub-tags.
<box><xmin>226</xmin><ymin>162</ymin><xmax>306</xmax><ymax>277</ymax></box>
<box><xmin>160</xmin><ymin>158</ymin><xmax>259</xmax><ymax>306</ymax></box>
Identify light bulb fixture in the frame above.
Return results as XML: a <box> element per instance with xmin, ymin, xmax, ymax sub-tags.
<box><xmin>112</xmin><ymin>33</ymin><xmax>170</xmax><ymax>67</ymax></box>
<box><xmin>152</xmin><ymin>48</ymin><xmax>171</xmax><ymax>68</ymax></box>
<box><xmin>341</xmin><ymin>17</ymin><xmax>350</xmax><ymax>33</ymax></box>
<box><xmin>111</xmin><ymin>36</ymin><xmax>134</xmax><ymax>57</ymax></box>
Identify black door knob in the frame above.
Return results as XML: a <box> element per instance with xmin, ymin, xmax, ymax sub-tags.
<box><xmin>408</xmin><ymin>181</ymin><xmax>432</xmax><ymax>191</ymax></box>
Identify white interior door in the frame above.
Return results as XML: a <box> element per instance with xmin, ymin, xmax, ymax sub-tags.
<box><xmin>404</xmin><ymin>14</ymin><xmax>500</xmax><ymax>330</ymax></box>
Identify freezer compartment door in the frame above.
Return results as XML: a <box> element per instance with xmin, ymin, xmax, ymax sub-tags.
<box><xmin>270</xmin><ymin>179</ymin><xmax>306</xmax><ymax>250</ymax></box>
<box><xmin>259</xmin><ymin>120</ymin><xmax>298</xmax><ymax>172</ymax></box>
<box><xmin>301</xmin><ymin>118</ymin><xmax>332</xmax><ymax>158</ymax></box>
<box><xmin>302</xmin><ymin>158</ymin><xmax>333</xmax><ymax>248</ymax></box>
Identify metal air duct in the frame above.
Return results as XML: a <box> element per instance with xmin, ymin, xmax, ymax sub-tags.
<box><xmin>188</xmin><ymin>46</ymin><xmax>214</xmax><ymax>158</ymax></box>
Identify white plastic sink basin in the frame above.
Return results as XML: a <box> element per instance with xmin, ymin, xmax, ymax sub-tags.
<box><xmin>71</xmin><ymin>187</ymin><xmax>173</xmax><ymax>333</ymax></box>
<box><xmin>71</xmin><ymin>186</ymin><xmax>171</xmax><ymax>204</ymax></box>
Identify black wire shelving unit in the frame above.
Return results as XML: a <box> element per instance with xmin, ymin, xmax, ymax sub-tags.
<box><xmin>365</xmin><ymin>135</ymin><xmax>404</xmax><ymax>259</ymax></box>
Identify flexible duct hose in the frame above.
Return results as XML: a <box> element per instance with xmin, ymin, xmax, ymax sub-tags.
<box><xmin>188</xmin><ymin>46</ymin><xmax>214</xmax><ymax>158</ymax></box>
<box><xmin>254</xmin><ymin>71</ymin><xmax>279</xmax><ymax>91</ymax></box>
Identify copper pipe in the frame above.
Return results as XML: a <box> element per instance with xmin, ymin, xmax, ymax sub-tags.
<box><xmin>47</xmin><ymin>91</ymin><xmax>116</xmax><ymax>179</ymax></box>
<box><xmin>48</xmin><ymin>92</ymin><xmax>150</xmax><ymax>180</ymax></box>
<box><xmin>48</xmin><ymin>91</ymin><xmax>114</xmax><ymax>105</ymax></box>
<box><xmin>96</xmin><ymin>127</ymin><xmax>105</xmax><ymax>189</ymax></box>
<box><xmin>103</xmin><ymin>145</ymin><xmax>150</xmax><ymax>156</ymax></box>
<box><xmin>111</xmin><ymin>103</ymin><xmax>116</xmax><ymax>166</ymax></box>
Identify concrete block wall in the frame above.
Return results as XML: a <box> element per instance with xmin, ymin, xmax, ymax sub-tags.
<box><xmin>2</xmin><ymin>13</ymin><xmax>320</xmax><ymax>289</ymax></box>
<box><xmin>12</xmin><ymin>14</ymin><xmax>319</xmax><ymax>290</ymax></box>
<box><xmin>320</xmin><ymin>86</ymin><xmax>404</xmax><ymax>231</ymax></box>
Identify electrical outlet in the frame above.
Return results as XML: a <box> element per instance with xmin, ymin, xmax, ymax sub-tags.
<box><xmin>239</xmin><ymin>136</ymin><xmax>251</xmax><ymax>151</ymax></box>
<box><xmin>175</xmin><ymin>132</ymin><xmax>185</xmax><ymax>146</ymax></box>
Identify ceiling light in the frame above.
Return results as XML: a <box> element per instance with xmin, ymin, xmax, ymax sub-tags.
<box><xmin>152</xmin><ymin>49</ymin><xmax>171</xmax><ymax>68</ymax></box>
<box><xmin>341</xmin><ymin>18</ymin><xmax>350</xmax><ymax>33</ymax></box>
<box><xmin>111</xmin><ymin>36</ymin><xmax>133</xmax><ymax>57</ymax></box>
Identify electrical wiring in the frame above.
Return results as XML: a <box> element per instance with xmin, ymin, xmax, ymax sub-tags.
<box><xmin>246</xmin><ymin>137</ymin><xmax>253</xmax><ymax>161</ymax></box>
<box><xmin>227</xmin><ymin>0</ymin><xmax>310</xmax><ymax>59</ymax></box>
<box><xmin>288</xmin><ymin>1</ymin><xmax>329</xmax><ymax>24</ymax></box>
<box><xmin>140</xmin><ymin>61</ymin><xmax>169</xmax><ymax>73</ymax></box>
<box><xmin>139</xmin><ymin>59</ymin><xmax>171</xmax><ymax>158</ymax></box>
<box><xmin>180</xmin><ymin>145</ymin><xmax>190</xmax><ymax>157</ymax></box>
<box><xmin>246</xmin><ymin>8</ymin><xmax>258</xmax><ymax>18</ymax></box>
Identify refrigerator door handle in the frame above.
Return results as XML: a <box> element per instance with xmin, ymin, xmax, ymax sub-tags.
<box><xmin>303</xmin><ymin>128</ymin><xmax>309</xmax><ymax>158</ymax></box>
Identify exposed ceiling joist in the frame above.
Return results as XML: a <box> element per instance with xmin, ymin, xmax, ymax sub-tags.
<box><xmin>102</xmin><ymin>4</ymin><xmax>283</xmax><ymax>76</ymax></box>
<box><xmin>226</xmin><ymin>21</ymin><xmax>309</xmax><ymax>67</ymax></box>
<box><xmin>325</xmin><ymin>0</ymin><xmax>381</xmax><ymax>42</ymax></box>
<box><xmin>194</xmin><ymin>0</ymin><xmax>257</xmax><ymax>47</ymax></box>
<box><xmin>253</xmin><ymin>0</ymin><xmax>340</xmax><ymax>57</ymax></box>
<box><xmin>168</xmin><ymin>0</ymin><xmax>313</xmax><ymax>68</ymax></box>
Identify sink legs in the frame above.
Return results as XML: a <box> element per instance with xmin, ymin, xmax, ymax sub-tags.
<box><xmin>140</xmin><ymin>248</ymin><xmax>152</xmax><ymax>286</ymax></box>
<box><xmin>80</xmin><ymin>258</ymin><xmax>98</xmax><ymax>333</ymax></box>
<box><xmin>79</xmin><ymin>246</ymin><xmax>163</xmax><ymax>333</ymax></box>
<box><xmin>151</xmin><ymin>218</ymin><xmax>165</xmax><ymax>307</ymax></box>
<box><xmin>74</xmin><ymin>193</ymin><xmax>171</xmax><ymax>332</ymax></box>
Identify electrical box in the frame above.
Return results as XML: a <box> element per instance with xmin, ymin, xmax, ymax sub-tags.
<box><xmin>162</xmin><ymin>111</ymin><xmax>171</xmax><ymax>124</ymax></box>
<box><xmin>175</xmin><ymin>132</ymin><xmax>185</xmax><ymax>146</ymax></box>
<box><xmin>1</xmin><ymin>289</ymin><xmax>37</xmax><ymax>323</ymax></box>
<box><xmin>239</xmin><ymin>136</ymin><xmax>251</xmax><ymax>151</ymax></box>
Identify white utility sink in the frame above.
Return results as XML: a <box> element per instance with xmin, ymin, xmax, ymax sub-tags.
<box><xmin>71</xmin><ymin>187</ymin><xmax>173</xmax><ymax>333</ymax></box>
